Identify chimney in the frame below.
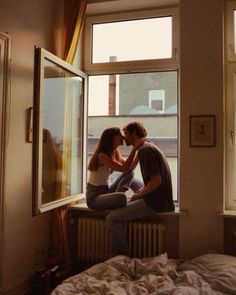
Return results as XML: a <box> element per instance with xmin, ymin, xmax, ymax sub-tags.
<box><xmin>108</xmin><ymin>56</ymin><xmax>117</xmax><ymax>115</ymax></box>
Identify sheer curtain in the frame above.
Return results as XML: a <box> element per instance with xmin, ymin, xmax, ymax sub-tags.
<box><xmin>48</xmin><ymin>0</ymin><xmax>87</xmax><ymax>270</ymax></box>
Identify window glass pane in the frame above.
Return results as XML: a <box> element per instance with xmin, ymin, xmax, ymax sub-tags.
<box><xmin>92</xmin><ymin>17</ymin><xmax>172</xmax><ymax>63</ymax></box>
<box><xmin>42</xmin><ymin>59</ymin><xmax>83</xmax><ymax>204</ymax></box>
<box><xmin>88</xmin><ymin>72</ymin><xmax>178</xmax><ymax>201</ymax></box>
<box><xmin>88</xmin><ymin>72</ymin><xmax>177</xmax><ymax>116</ymax></box>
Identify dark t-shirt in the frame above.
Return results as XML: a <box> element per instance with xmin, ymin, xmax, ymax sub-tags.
<box><xmin>138</xmin><ymin>141</ymin><xmax>174</xmax><ymax>212</ymax></box>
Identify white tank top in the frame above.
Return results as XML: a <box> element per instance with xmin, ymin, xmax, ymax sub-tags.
<box><xmin>88</xmin><ymin>165</ymin><xmax>110</xmax><ymax>186</ymax></box>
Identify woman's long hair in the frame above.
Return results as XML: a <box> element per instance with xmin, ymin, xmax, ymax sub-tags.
<box><xmin>88</xmin><ymin>127</ymin><xmax>122</xmax><ymax>171</ymax></box>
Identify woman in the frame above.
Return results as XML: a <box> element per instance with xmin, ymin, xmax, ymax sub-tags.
<box><xmin>86</xmin><ymin>127</ymin><xmax>143</xmax><ymax>211</ymax></box>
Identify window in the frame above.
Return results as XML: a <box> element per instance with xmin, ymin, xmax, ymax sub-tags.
<box><xmin>226</xmin><ymin>1</ymin><xmax>236</xmax><ymax>61</ymax></box>
<box><xmin>32</xmin><ymin>48</ymin><xmax>87</xmax><ymax>215</ymax></box>
<box><xmin>149</xmin><ymin>90</ymin><xmax>165</xmax><ymax>113</ymax></box>
<box><xmin>225</xmin><ymin>1</ymin><xmax>236</xmax><ymax>210</ymax></box>
<box><xmin>84</xmin><ymin>8</ymin><xmax>179</xmax><ymax>73</ymax></box>
<box><xmin>92</xmin><ymin>17</ymin><xmax>172</xmax><ymax>63</ymax></box>
<box><xmin>86</xmin><ymin>8</ymin><xmax>179</xmax><ymax>201</ymax></box>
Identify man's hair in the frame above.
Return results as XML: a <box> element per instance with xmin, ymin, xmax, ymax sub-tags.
<box><xmin>123</xmin><ymin>121</ymin><xmax>147</xmax><ymax>138</ymax></box>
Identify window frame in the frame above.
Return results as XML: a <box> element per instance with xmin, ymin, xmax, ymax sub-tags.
<box><xmin>32</xmin><ymin>47</ymin><xmax>88</xmax><ymax>215</ymax></box>
<box><xmin>225</xmin><ymin>0</ymin><xmax>236</xmax><ymax>210</ymax></box>
<box><xmin>225</xmin><ymin>64</ymin><xmax>236</xmax><ymax>210</ymax></box>
<box><xmin>84</xmin><ymin>8</ymin><xmax>180</xmax><ymax>203</ymax></box>
<box><xmin>84</xmin><ymin>7</ymin><xmax>179</xmax><ymax>75</ymax></box>
<box><xmin>226</xmin><ymin>1</ymin><xmax>236</xmax><ymax>62</ymax></box>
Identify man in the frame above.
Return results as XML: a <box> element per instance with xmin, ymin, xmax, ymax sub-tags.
<box><xmin>106</xmin><ymin>121</ymin><xmax>174</xmax><ymax>255</ymax></box>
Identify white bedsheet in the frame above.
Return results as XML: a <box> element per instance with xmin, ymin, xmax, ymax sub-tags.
<box><xmin>51</xmin><ymin>253</ymin><xmax>236</xmax><ymax>295</ymax></box>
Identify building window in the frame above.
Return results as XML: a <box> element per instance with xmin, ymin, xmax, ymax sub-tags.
<box><xmin>85</xmin><ymin>8</ymin><xmax>179</xmax><ymax>202</ymax></box>
<box><xmin>148</xmin><ymin>90</ymin><xmax>165</xmax><ymax>113</ymax></box>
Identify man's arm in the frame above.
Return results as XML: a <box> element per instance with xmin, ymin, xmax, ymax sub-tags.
<box><xmin>130</xmin><ymin>174</ymin><xmax>162</xmax><ymax>202</ymax></box>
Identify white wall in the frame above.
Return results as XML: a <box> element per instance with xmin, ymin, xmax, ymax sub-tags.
<box><xmin>0</xmin><ymin>0</ymin><xmax>64</xmax><ymax>293</ymax></box>
<box><xmin>179</xmin><ymin>0</ymin><xmax>224</xmax><ymax>258</ymax></box>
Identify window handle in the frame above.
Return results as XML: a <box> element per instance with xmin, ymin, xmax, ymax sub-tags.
<box><xmin>229</xmin><ymin>44</ymin><xmax>234</xmax><ymax>57</ymax></box>
<box><xmin>230</xmin><ymin>131</ymin><xmax>235</xmax><ymax>144</ymax></box>
<box><xmin>173</xmin><ymin>48</ymin><xmax>177</xmax><ymax>60</ymax></box>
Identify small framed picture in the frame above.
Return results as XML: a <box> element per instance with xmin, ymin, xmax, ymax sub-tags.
<box><xmin>190</xmin><ymin>115</ymin><xmax>216</xmax><ymax>147</ymax></box>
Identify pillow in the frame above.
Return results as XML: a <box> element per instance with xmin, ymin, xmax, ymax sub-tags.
<box><xmin>178</xmin><ymin>253</ymin><xmax>236</xmax><ymax>293</ymax></box>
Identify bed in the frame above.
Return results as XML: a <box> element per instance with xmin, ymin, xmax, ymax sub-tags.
<box><xmin>51</xmin><ymin>253</ymin><xmax>236</xmax><ymax>294</ymax></box>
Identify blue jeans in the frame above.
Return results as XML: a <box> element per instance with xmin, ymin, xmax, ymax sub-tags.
<box><xmin>109</xmin><ymin>170</ymin><xmax>143</xmax><ymax>193</ymax></box>
<box><xmin>86</xmin><ymin>171</ymin><xmax>143</xmax><ymax>211</ymax></box>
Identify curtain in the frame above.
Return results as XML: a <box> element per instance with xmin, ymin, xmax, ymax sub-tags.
<box><xmin>48</xmin><ymin>208</ymin><xmax>70</xmax><ymax>267</ymax></box>
<box><xmin>48</xmin><ymin>0</ymin><xmax>87</xmax><ymax>272</ymax></box>
<box><xmin>63</xmin><ymin>0</ymin><xmax>87</xmax><ymax>64</ymax></box>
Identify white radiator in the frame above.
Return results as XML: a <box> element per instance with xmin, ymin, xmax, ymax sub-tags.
<box><xmin>77</xmin><ymin>217</ymin><xmax>165</xmax><ymax>263</ymax></box>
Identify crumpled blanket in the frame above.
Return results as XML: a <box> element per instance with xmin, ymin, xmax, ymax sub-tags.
<box><xmin>51</xmin><ymin>253</ymin><xmax>236</xmax><ymax>295</ymax></box>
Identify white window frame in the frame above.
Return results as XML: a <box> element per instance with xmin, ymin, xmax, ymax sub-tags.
<box><xmin>226</xmin><ymin>1</ymin><xmax>236</xmax><ymax>61</ymax></box>
<box><xmin>84</xmin><ymin>7</ymin><xmax>179</xmax><ymax>75</ymax></box>
<box><xmin>84</xmin><ymin>8</ymin><xmax>179</xmax><ymax>203</ymax></box>
<box><xmin>225</xmin><ymin>64</ymin><xmax>236</xmax><ymax>210</ymax></box>
<box><xmin>225</xmin><ymin>0</ymin><xmax>236</xmax><ymax>210</ymax></box>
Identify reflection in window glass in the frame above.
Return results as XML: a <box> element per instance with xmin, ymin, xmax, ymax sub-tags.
<box><xmin>87</xmin><ymin>71</ymin><xmax>178</xmax><ymax>200</ymax></box>
<box><xmin>42</xmin><ymin>59</ymin><xmax>83</xmax><ymax>204</ymax></box>
<box><xmin>92</xmin><ymin>17</ymin><xmax>172</xmax><ymax>63</ymax></box>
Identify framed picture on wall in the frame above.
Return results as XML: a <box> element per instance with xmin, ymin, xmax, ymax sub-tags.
<box><xmin>190</xmin><ymin>115</ymin><xmax>216</xmax><ymax>147</ymax></box>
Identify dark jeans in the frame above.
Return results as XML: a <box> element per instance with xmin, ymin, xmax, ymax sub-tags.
<box><xmin>106</xmin><ymin>199</ymin><xmax>156</xmax><ymax>255</ymax></box>
<box><xmin>86</xmin><ymin>171</ymin><xmax>143</xmax><ymax>211</ymax></box>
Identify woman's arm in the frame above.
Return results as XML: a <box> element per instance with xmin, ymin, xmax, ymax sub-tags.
<box><xmin>115</xmin><ymin>150</ymin><xmax>125</xmax><ymax>164</ymax></box>
<box><xmin>99</xmin><ymin>139</ymin><xmax>144</xmax><ymax>172</ymax></box>
<box><xmin>99</xmin><ymin>147</ymin><xmax>137</xmax><ymax>172</ymax></box>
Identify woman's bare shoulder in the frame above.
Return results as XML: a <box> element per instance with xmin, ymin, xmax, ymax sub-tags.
<box><xmin>98</xmin><ymin>152</ymin><xmax>110</xmax><ymax>162</ymax></box>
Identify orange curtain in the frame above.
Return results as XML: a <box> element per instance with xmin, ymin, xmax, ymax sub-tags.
<box><xmin>48</xmin><ymin>0</ymin><xmax>87</xmax><ymax>272</ymax></box>
<box><xmin>63</xmin><ymin>0</ymin><xmax>87</xmax><ymax>64</ymax></box>
<box><xmin>48</xmin><ymin>208</ymin><xmax>70</xmax><ymax>268</ymax></box>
